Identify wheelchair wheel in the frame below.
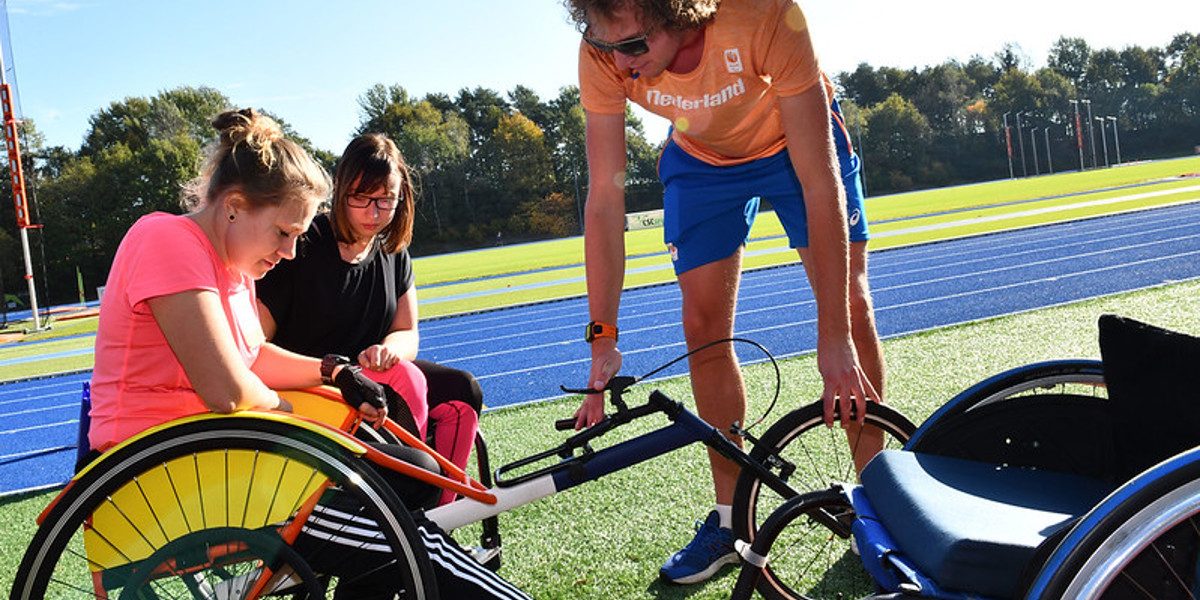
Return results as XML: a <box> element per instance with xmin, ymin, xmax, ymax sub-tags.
<box><xmin>952</xmin><ymin>359</ymin><xmax>1104</xmax><ymax>408</ymax></box>
<box><xmin>907</xmin><ymin>360</ymin><xmax>1112</xmax><ymax>475</ymax></box>
<box><xmin>9</xmin><ymin>415</ymin><xmax>437</xmax><ymax>600</ymax></box>
<box><xmin>119</xmin><ymin>527</ymin><xmax>323</xmax><ymax>599</ymax></box>
<box><xmin>732</xmin><ymin>401</ymin><xmax>915</xmax><ymax>600</ymax></box>
<box><xmin>1023</xmin><ymin>448</ymin><xmax>1200</xmax><ymax>600</ymax></box>
<box><xmin>910</xmin><ymin>360</ymin><xmax>1104</xmax><ymax>440</ymax></box>
<box><xmin>730</xmin><ymin>487</ymin><xmax>861</xmax><ymax>600</ymax></box>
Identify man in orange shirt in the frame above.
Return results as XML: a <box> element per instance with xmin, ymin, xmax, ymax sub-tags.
<box><xmin>566</xmin><ymin>0</ymin><xmax>887</xmax><ymax>584</ymax></box>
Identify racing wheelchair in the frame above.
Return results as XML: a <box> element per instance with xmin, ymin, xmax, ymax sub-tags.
<box><xmin>732</xmin><ymin>313</ymin><xmax>1200</xmax><ymax>599</ymax></box>
<box><xmin>9</xmin><ymin>337</ymin><xmax>916</xmax><ymax>600</ymax></box>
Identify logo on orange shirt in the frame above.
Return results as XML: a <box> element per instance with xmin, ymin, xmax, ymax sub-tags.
<box><xmin>646</xmin><ymin>78</ymin><xmax>746</xmax><ymax>110</ymax></box>
<box><xmin>724</xmin><ymin>48</ymin><xmax>744</xmax><ymax>74</ymax></box>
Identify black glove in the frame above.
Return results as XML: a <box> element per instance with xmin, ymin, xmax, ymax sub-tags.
<box><xmin>334</xmin><ymin>365</ymin><xmax>387</xmax><ymax>411</ymax></box>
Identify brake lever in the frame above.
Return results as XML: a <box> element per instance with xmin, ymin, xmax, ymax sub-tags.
<box><xmin>561</xmin><ymin>375</ymin><xmax>637</xmax><ymax>412</ymax></box>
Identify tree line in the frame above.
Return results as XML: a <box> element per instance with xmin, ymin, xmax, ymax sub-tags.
<box><xmin>839</xmin><ymin>34</ymin><xmax>1200</xmax><ymax>191</ymax></box>
<box><xmin>1</xmin><ymin>32</ymin><xmax>1197</xmax><ymax>307</ymax></box>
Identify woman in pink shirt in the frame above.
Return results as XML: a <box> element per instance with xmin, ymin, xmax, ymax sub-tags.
<box><xmin>85</xmin><ymin>109</ymin><xmax>530</xmax><ymax>600</ymax></box>
<box><xmin>87</xmin><ymin>108</ymin><xmax>400</xmax><ymax>454</ymax></box>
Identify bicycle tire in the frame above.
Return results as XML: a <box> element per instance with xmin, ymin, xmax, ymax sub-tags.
<box><xmin>730</xmin><ymin>488</ymin><xmax>852</xmax><ymax>600</ymax></box>
<box><xmin>732</xmin><ymin>401</ymin><xmax>915</xmax><ymax>600</ymax></box>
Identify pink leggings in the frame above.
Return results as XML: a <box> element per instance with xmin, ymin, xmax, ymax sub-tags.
<box><xmin>364</xmin><ymin>362</ymin><xmax>479</xmax><ymax>505</ymax></box>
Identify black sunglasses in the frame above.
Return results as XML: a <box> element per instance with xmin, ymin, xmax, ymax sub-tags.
<box><xmin>583</xmin><ymin>33</ymin><xmax>650</xmax><ymax>57</ymax></box>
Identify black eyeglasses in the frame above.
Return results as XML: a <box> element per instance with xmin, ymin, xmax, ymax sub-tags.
<box><xmin>583</xmin><ymin>33</ymin><xmax>650</xmax><ymax>56</ymax></box>
<box><xmin>346</xmin><ymin>194</ymin><xmax>400</xmax><ymax>210</ymax></box>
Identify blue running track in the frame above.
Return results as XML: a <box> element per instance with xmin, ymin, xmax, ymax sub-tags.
<box><xmin>2</xmin><ymin>202</ymin><xmax>1199</xmax><ymax>497</ymax></box>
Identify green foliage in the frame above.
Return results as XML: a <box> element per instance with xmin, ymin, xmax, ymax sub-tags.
<box><xmin>864</xmin><ymin>94</ymin><xmax>931</xmax><ymax>190</ymax></box>
<box><xmin>839</xmin><ymin>31</ymin><xmax>1200</xmax><ymax>194</ymax></box>
<box><xmin>349</xmin><ymin>83</ymin><xmax>657</xmax><ymax>253</ymax></box>
<box><xmin>6</xmin><ymin>31</ymin><xmax>1200</xmax><ymax>303</ymax></box>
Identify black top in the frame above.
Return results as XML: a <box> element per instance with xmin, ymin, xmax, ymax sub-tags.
<box><xmin>256</xmin><ymin>213</ymin><xmax>414</xmax><ymax>358</ymax></box>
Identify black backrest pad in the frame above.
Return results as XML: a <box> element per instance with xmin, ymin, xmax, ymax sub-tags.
<box><xmin>1099</xmin><ymin>314</ymin><xmax>1200</xmax><ymax>482</ymax></box>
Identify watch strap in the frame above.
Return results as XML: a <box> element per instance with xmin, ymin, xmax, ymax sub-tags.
<box><xmin>320</xmin><ymin>354</ymin><xmax>351</xmax><ymax>385</ymax></box>
<box><xmin>585</xmin><ymin>321</ymin><xmax>618</xmax><ymax>343</ymax></box>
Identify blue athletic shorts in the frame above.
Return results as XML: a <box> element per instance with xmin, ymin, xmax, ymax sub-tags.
<box><xmin>657</xmin><ymin>101</ymin><xmax>869</xmax><ymax>275</ymax></box>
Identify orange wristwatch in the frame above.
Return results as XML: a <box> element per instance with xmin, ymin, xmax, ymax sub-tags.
<box><xmin>585</xmin><ymin>321</ymin><xmax>619</xmax><ymax>343</ymax></box>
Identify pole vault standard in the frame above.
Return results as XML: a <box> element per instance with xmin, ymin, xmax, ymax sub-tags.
<box><xmin>0</xmin><ymin>17</ymin><xmax>43</xmax><ymax>330</ymax></box>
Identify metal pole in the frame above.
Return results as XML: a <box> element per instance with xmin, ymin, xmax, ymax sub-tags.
<box><xmin>1044</xmin><ymin>126</ymin><xmax>1053</xmax><ymax>174</ymax></box>
<box><xmin>855</xmin><ymin>107</ymin><xmax>867</xmax><ymax>197</ymax></box>
<box><xmin>1096</xmin><ymin>117</ymin><xmax>1109</xmax><ymax>167</ymax></box>
<box><xmin>1030</xmin><ymin>127</ymin><xmax>1040</xmax><ymax>175</ymax></box>
<box><xmin>1069</xmin><ymin>100</ymin><xmax>1084</xmax><ymax>171</ymax></box>
<box><xmin>0</xmin><ymin>27</ymin><xmax>41</xmax><ymax>331</ymax></box>
<box><xmin>1002</xmin><ymin>112</ymin><xmax>1014</xmax><ymax>179</ymax></box>
<box><xmin>1016</xmin><ymin>112</ymin><xmax>1028</xmax><ymax>177</ymax></box>
<box><xmin>1107</xmin><ymin>116</ymin><xmax>1122</xmax><ymax>165</ymax></box>
<box><xmin>1083</xmin><ymin>99</ymin><xmax>1096</xmax><ymax>168</ymax></box>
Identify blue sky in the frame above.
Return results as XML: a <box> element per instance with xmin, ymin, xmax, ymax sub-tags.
<box><xmin>4</xmin><ymin>0</ymin><xmax>1196</xmax><ymax>154</ymax></box>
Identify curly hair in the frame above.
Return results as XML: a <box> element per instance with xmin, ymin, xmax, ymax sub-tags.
<box><xmin>182</xmin><ymin>108</ymin><xmax>330</xmax><ymax>212</ymax></box>
<box><xmin>564</xmin><ymin>0</ymin><xmax>720</xmax><ymax>32</ymax></box>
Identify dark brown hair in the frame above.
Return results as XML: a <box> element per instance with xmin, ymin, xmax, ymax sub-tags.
<box><xmin>564</xmin><ymin>0</ymin><xmax>720</xmax><ymax>33</ymax></box>
<box><xmin>183</xmin><ymin>108</ymin><xmax>330</xmax><ymax>211</ymax></box>
<box><xmin>330</xmin><ymin>133</ymin><xmax>414</xmax><ymax>253</ymax></box>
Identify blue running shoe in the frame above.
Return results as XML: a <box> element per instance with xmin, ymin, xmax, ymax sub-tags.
<box><xmin>659</xmin><ymin>510</ymin><xmax>739</xmax><ymax>584</ymax></box>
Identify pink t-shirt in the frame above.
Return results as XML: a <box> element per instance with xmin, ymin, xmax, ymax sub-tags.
<box><xmin>578</xmin><ymin>0</ymin><xmax>835</xmax><ymax>166</ymax></box>
<box><xmin>89</xmin><ymin>212</ymin><xmax>264</xmax><ymax>450</ymax></box>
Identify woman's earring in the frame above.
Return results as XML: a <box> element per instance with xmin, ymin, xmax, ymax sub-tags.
<box><xmin>228</xmin><ymin>213</ymin><xmax>236</xmax><ymax>222</ymax></box>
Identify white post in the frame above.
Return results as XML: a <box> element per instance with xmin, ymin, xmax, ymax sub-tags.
<box><xmin>19</xmin><ymin>227</ymin><xmax>39</xmax><ymax>329</ymax></box>
<box><xmin>1044</xmin><ymin>126</ymin><xmax>1054</xmax><ymax>174</ymax></box>
<box><xmin>1096</xmin><ymin>116</ymin><xmax>1110</xmax><ymax>167</ymax></box>
<box><xmin>1002</xmin><ymin>112</ymin><xmax>1014</xmax><ymax>179</ymax></box>
<box><xmin>1107</xmin><ymin>116</ymin><xmax>1122</xmax><ymax>165</ymax></box>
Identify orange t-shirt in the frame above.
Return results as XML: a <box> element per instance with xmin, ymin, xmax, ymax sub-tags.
<box><xmin>89</xmin><ymin>213</ymin><xmax>264</xmax><ymax>450</ymax></box>
<box><xmin>578</xmin><ymin>0</ymin><xmax>835</xmax><ymax>166</ymax></box>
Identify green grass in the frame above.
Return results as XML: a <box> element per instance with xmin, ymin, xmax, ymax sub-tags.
<box><xmin>0</xmin><ymin>317</ymin><xmax>97</xmax><ymax>381</ymax></box>
<box><xmin>455</xmin><ymin>281</ymin><xmax>1200</xmax><ymax>599</ymax></box>
<box><xmin>5</xmin><ymin>280</ymin><xmax>1199</xmax><ymax>599</ymax></box>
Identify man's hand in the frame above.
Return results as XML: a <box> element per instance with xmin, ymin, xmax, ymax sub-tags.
<box><xmin>817</xmin><ymin>337</ymin><xmax>880</xmax><ymax>428</ymax></box>
<box><xmin>574</xmin><ymin>340</ymin><xmax>622</xmax><ymax>429</ymax></box>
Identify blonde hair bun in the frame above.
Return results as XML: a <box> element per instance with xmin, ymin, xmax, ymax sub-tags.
<box><xmin>212</xmin><ymin>108</ymin><xmax>285</xmax><ymax>169</ymax></box>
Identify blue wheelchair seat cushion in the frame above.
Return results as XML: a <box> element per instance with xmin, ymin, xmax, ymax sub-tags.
<box><xmin>861</xmin><ymin>450</ymin><xmax>1114</xmax><ymax>599</ymax></box>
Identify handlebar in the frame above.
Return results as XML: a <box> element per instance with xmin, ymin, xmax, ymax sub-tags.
<box><xmin>494</xmin><ymin>382</ymin><xmax>683</xmax><ymax>488</ymax></box>
<box><xmin>554</xmin><ymin>374</ymin><xmax>640</xmax><ymax>431</ymax></box>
